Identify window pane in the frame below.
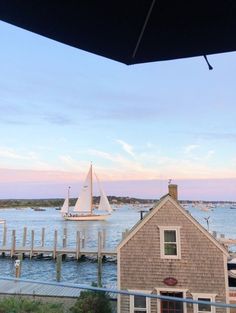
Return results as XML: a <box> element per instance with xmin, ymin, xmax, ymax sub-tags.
<box><xmin>164</xmin><ymin>243</ymin><xmax>177</xmax><ymax>255</ymax></box>
<box><xmin>164</xmin><ymin>230</ymin><xmax>176</xmax><ymax>242</ymax></box>
<box><xmin>134</xmin><ymin>295</ymin><xmax>146</xmax><ymax>308</ymax></box>
<box><xmin>162</xmin><ymin>301</ymin><xmax>169</xmax><ymax>309</ymax></box>
<box><xmin>198</xmin><ymin>298</ymin><xmax>211</xmax><ymax>312</ymax></box>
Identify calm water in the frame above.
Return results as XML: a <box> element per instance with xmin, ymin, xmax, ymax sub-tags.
<box><xmin>0</xmin><ymin>203</ymin><xmax>235</xmax><ymax>288</ymax></box>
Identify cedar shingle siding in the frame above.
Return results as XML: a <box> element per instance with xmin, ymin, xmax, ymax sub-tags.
<box><xmin>118</xmin><ymin>197</ymin><xmax>228</xmax><ymax>313</ymax></box>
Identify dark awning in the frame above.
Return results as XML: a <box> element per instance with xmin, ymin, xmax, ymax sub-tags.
<box><xmin>0</xmin><ymin>1</ymin><xmax>236</xmax><ymax>65</ymax></box>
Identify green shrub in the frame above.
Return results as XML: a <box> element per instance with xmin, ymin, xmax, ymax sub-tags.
<box><xmin>70</xmin><ymin>289</ymin><xmax>112</xmax><ymax>313</ymax></box>
<box><xmin>0</xmin><ymin>297</ymin><xmax>64</xmax><ymax>313</ymax></box>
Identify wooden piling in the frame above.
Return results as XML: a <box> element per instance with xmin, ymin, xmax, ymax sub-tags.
<box><xmin>22</xmin><ymin>227</ymin><xmax>27</xmax><ymax>247</ymax></box>
<box><xmin>102</xmin><ymin>229</ymin><xmax>106</xmax><ymax>249</ymax></box>
<box><xmin>98</xmin><ymin>231</ymin><xmax>102</xmax><ymax>260</ymax></box>
<box><xmin>97</xmin><ymin>231</ymin><xmax>103</xmax><ymax>287</ymax></box>
<box><xmin>63</xmin><ymin>228</ymin><xmax>67</xmax><ymax>248</ymax></box>
<box><xmin>30</xmin><ymin>230</ymin><xmax>34</xmax><ymax>259</ymax></box>
<box><xmin>56</xmin><ymin>254</ymin><xmax>62</xmax><ymax>282</ymax></box>
<box><xmin>15</xmin><ymin>259</ymin><xmax>21</xmax><ymax>278</ymax></box>
<box><xmin>2</xmin><ymin>225</ymin><xmax>7</xmax><ymax>247</ymax></box>
<box><xmin>41</xmin><ymin>228</ymin><xmax>45</xmax><ymax>247</ymax></box>
<box><xmin>10</xmin><ymin>230</ymin><xmax>16</xmax><ymax>258</ymax></box>
<box><xmin>81</xmin><ymin>230</ymin><xmax>85</xmax><ymax>249</ymax></box>
<box><xmin>53</xmin><ymin>230</ymin><xmax>57</xmax><ymax>259</ymax></box>
<box><xmin>76</xmin><ymin>231</ymin><xmax>81</xmax><ymax>260</ymax></box>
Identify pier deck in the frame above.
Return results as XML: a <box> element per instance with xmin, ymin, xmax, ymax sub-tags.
<box><xmin>0</xmin><ymin>227</ymin><xmax>118</xmax><ymax>259</ymax></box>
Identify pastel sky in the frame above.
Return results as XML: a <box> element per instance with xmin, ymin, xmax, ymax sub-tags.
<box><xmin>0</xmin><ymin>21</ymin><xmax>236</xmax><ymax>200</ymax></box>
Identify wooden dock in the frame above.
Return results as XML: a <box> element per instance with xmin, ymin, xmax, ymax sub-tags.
<box><xmin>0</xmin><ymin>227</ymin><xmax>118</xmax><ymax>260</ymax></box>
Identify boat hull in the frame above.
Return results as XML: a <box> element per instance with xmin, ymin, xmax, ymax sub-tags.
<box><xmin>63</xmin><ymin>214</ymin><xmax>110</xmax><ymax>221</ymax></box>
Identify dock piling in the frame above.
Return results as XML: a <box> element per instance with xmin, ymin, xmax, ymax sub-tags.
<box><xmin>10</xmin><ymin>230</ymin><xmax>16</xmax><ymax>258</ymax></box>
<box><xmin>2</xmin><ymin>225</ymin><xmax>7</xmax><ymax>247</ymax></box>
<box><xmin>41</xmin><ymin>228</ymin><xmax>45</xmax><ymax>247</ymax></box>
<box><xmin>30</xmin><ymin>230</ymin><xmax>34</xmax><ymax>259</ymax></box>
<box><xmin>81</xmin><ymin>230</ymin><xmax>85</xmax><ymax>249</ymax></box>
<box><xmin>102</xmin><ymin>229</ymin><xmax>106</xmax><ymax>249</ymax></box>
<box><xmin>56</xmin><ymin>254</ymin><xmax>62</xmax><ymax>282</ymax></box>
<box><xmin>53</xmin><ymin>230</ymin><xmax>57</xmax><ymax>259</ymax></box>
<box><xmin>76</xmin><ymin>231</ymin><xmax>81</xmax><ymax>260</ymax></box>
<box><xmin>22</xmin><ymin>227</ymin><xmax>27</xmax><ymax>247</ymax></box>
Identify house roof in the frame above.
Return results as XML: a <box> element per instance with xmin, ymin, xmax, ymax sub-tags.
<box><xmin>0</xmin><ymin>1</ymin><xmax>236</xmax><ymax>65</ymax></box>
<box><xmin>117</xmin><ymin>195</ymin><xmax>229</xmax><ymax>256</ymax></box>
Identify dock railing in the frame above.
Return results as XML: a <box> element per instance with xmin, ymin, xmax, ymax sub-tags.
<box><xmin>0</xmin><ymin>276</ymin><xmax>236</xmax><ymax>312</ymax></box>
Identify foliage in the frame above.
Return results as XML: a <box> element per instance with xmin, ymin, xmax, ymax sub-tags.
<box><xmin>0</xmin><ymin>196</ymin><xmax>155</xmax><ymax>209</ymax></box>
<box><xmin>0</xmin><ymin>297</ymin><xmax>64</xmax><ymax>313</ymax></box>
<box><xmin>70</xmin><ymin>288</ymin><xmax>112</xmax><ymax>313</ymax></box>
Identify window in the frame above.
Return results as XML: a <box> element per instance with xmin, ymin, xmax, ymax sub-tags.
<box><xmin>198</xmin><ymin>298</ymin><xmax>211</xmax><ymax>313</ymax></box>
<box><xmin>156</xmin><ymin>289</ymin><xmax>187</xmax><ymax>313</ymax></box>
<box><xmin>159</xmin><ymin>226</ymin><xmax>181</xmax><ymax>259</ymax></box>
<box><xmin>192</xmin><ymin>294</ymin><xmax>216</xmax><ymax>313</ymax></box>
<box><xmin>161</xmin><ymin>292</ymin><xmax>184</xmax><ymax>313</ymax></box>
<box><xmin>130</xmin><ymin>294</ymin><xmax>150</xmax><ymax>313</ymax></box>
<box><xmin>164</xmin><ymin>230</ymin><xmax>177</xmax><ymax>255</ymax></box>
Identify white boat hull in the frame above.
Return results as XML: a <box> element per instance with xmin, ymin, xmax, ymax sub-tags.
<box><xmin>63</xmin><ymin>214</ymin><xmax>110</xmax><ymax>221</ymax></box>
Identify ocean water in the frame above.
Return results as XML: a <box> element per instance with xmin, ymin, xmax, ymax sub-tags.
<box><xmin>0</xmin><ymin>203</ymin><xmax>235</xmax><ymax>288</ymax></box>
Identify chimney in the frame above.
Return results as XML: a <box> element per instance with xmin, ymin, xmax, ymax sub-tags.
<box><xmin>168</xmin><ymin>184</ymin><xmax>178</xmax><ymax>201</ymax></box>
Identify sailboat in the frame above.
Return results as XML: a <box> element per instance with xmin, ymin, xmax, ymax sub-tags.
<box><xmin>61</xmin><ymin>164</ymin><xmax>112</xmax><ymax>221</ymax></box>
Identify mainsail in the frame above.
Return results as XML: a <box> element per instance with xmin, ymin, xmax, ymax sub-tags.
<box><xmin>74</xmin><ymin>165</ymin><xmax>92</xmax><ymax>213</ymax></box>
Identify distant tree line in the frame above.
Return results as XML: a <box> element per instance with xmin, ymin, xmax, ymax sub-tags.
<box><xmin>0</xmin><ymin>196</ymin><xmax>156</xmax><ymax>208</ymax></box>
<box><xmin>0</xmin><ymin>197</ymin><xmax>233</xmax><ymax>209</ymax></box>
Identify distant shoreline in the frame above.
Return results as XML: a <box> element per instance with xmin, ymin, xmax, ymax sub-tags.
<box><xmin>0</xmin><ymin>196</ymin><xmax>156</xmax><ymax>209</ymax></box>
<box><xmin>0</xmin><ymin>197</ymin><xmax>235</xmax><ymax>209</ymax></box>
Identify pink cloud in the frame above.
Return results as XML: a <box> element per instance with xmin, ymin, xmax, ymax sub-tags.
<box><xmin>0</xmin><ymin>168</ymin><xmax>235</xmax><ymax>201</ymax></box>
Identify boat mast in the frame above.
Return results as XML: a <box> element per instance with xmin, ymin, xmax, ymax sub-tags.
<box><xmin>90</xmin><ymin>163</ymin><xmax>93</xmax><ymax>214</ymax></box>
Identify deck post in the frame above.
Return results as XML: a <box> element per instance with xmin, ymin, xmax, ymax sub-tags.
<box><xmin>56</xmin><ymin>254</ymin><xmax>62</xmax><ymax>282</ymax></box>
<box><xmin>62</xmin><ymin>228</ymin><xmax>67</xmax><ymax>259</ymax></box>
<box><xmin>102</xmin><ymin>229</ymin><xmax>106</xmax><ymax>249</ymax></box>
<box><xmin>98</xmin><ymin>231</ymin><xmax>102</xmax><ymax>260</ymax></box>
<box><xmin>76</xmin><ymin>231</ymin><xmax>81</xmax><ymax>260</ymax></box>
<box><xmin>41</xmin><ymin>227</ymin><xmax>45</xmax><ymax>247</ymax></box>
<box><xmin>10</xmin><ymin>230</ymin><xmax>16</xmax><ymax>258</ymax></box>
<box><xmin>63</xmin><ymin>228</ymin><xmax>67</xmax><ymax>248</ymax></box>
<box><xmin>97</xmin><ymin>231</ymin><xmax>102</xmax><ymax>287</ymax></box>
<box><xmin>23</xmin><ymin>227</ymin><xmax>27</xmax><ymax>247</ymax></box>
<box><xmin>81</xmin><ymin>230</ymin><xmax>85</xmax><ymax>249</ymax></box>
<box><xmin>15</xmin><ymin>259</ymin><xmax>21</xmax><ymax>278</ymax></box>
<box><xmin>2</xmin><ymin>225</ymin><xmax>7</xmax><ymax>247</ymax></box>
<box><xmin>53</xmin><ymin>230</ymin><xmax>57</xmax><ymax>259</ymax></box>
<box><xmin>30</xmin><ymin>230</ymin><xmax>34</xmax><ymax>259</ymax></box>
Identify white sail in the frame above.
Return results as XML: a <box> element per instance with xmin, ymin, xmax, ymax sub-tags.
<box><xmin>95</xmin><ymin>173</ymin><xmax>112</xmax><ymax>213</ymax></box>
<box><xmin>98</xmin><ymin>189</ymin><xmax>112</xmax><ymax>212</ymax></box>
<box><xmin>74</xmin><ymin>165</ymin><xmax>92</xmax><ymax>213</ymax></box>
<box><xmin>61</xmin><ymin>197</ymin><xmax>69</xmax><ymax>214</ymax></box>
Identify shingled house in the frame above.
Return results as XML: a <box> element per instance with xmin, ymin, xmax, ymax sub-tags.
<box><xmin>117</xmin><ymin>185</ymin><xmax>229</xmax><ymax>313</ymax></box>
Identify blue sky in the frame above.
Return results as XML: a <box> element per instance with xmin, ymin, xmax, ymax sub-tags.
<box><xmin>0</xmin><ymin>21</ymin><xmax>236</xmax><ymax>200</ymax></box>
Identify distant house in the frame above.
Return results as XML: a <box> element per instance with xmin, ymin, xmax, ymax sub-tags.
<box><xmin>117</xmin><ymin>184</ymin><xmax>229</xmax><ymax>313</ymax></box>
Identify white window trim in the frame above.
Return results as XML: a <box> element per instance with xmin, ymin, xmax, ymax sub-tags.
<box><xmin>159</xmin><ymin>226</ymin><xmax>181</xmax><ymax>259</ymax></box>
<box><xmin>192</xmin><ymin>293</ymin><xmax>217</xmax><ymax>313</ymax></box>
<box><xmin>156</xmin><ymin>288</ymin><xmax>188</xmax><ymax>313</ymax></box>
<box><xmin>129</xmin><ymin>290</ymin><xmax>151</xmax><ymax>313</ymax></box>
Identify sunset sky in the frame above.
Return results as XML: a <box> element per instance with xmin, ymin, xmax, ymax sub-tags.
<box><xmin>0</xmin><ymin>21</ymin><xmax>236</xmax><ymax>200</ymax></box>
